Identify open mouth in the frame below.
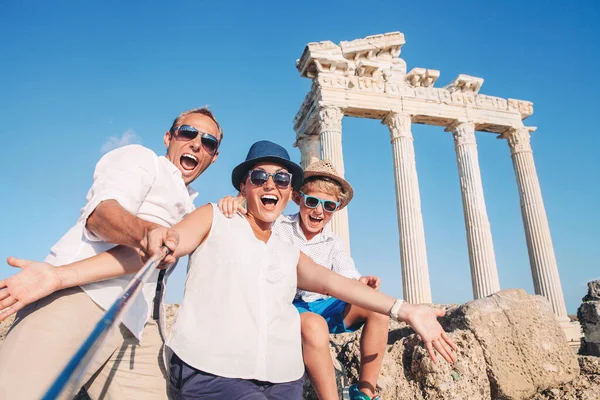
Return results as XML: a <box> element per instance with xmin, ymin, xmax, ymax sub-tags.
<box><xmin>308</xmin><ymin>215</ymin><xmax>323</xmax><ymax>224</ymax></box>
<box><xmin>180</xmin><ymin>154</ymin><xmax>198</xmax><ymax>171</ymax></box>
<box><xmin>261</xmin><ymin>194</ymin><xmax>279</xmax><ymax>208</ymax></box>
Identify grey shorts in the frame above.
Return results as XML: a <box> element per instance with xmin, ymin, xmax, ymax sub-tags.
<box><xmin>167</xmin><ymin>352</ymin><xmax>305</xmax><ymax>400</ymax></box>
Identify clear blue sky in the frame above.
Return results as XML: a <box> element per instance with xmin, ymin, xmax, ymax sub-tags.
<box><xmin>1</xmin><ymin>0</ymin><xmax>598</xmax><ymax>314</ymax></box>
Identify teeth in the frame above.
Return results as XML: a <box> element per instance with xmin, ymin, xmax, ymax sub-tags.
<box><xmin>261</xmin><ymin>195</ymin><xmax>278</xmax><ymax>200</ymax></box>
<box><xmin>182</xmin><ymin>154</ymin><xmax>198</xmax><ymax>162</ymax></box>
<box><xmin>310</xmin><ymin>215</ymin><xmax>323</xmax><ymax>221</ymax></box>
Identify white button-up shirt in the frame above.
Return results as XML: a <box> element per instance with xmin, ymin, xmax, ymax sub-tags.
<box><xmin>44</xmin><ymin>144</ymin><xmax>197</xmax><ymax>340</ymax></box>
<box><xmin>167</xmin><ymin>206</ymin><xmax>304</xmax><ymax>383</ymax></box>
<box><xmin>272</xmin><ymin>213</ymin><xmax>361</xmax><ymax>302</ymax></box>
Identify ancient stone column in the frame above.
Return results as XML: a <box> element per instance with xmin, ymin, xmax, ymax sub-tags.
<box><xmin>447</xmin><ymin>121</ymin><xmax>500</xmax><ymax>299</ymax></box>
<box><xmin>295</xmin><ymin>134</ymin><xmax>320</xmax><ymax>169</ymax></box>
<box><xmin>383</xmin><ymin>112</ymin><xmax>432</xmax><ymax>304</ymax></box>
<box><xmin>317</xmin><ymin>105</ymin><xmax>351</xmax><ymax>253</ymax></box>
<box><xmin>504</xmin><ymin>127</ymin><xmax>568</xmax><ymax>319</ymax></box>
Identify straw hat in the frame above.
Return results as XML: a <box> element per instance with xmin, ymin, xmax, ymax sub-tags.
<box><xmin>302</xmin><ymin>159</ymin><xmax>354</xmax><ymax>209</ymax></box>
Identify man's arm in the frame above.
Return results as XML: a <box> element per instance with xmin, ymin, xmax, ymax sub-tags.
<box><xmin>87</xmin><ymin>200</ymin><xmax>159</xmax><ymax>255</ymax></box>
<box><xmin>0</xmin><ymin>246</ymin><xmax>144</xmax><ymax>321</ymax></box>
<box><xmin>0</xmin><ymin>204</ymin><xmax>215</xmax><ymax>321</ymax></box>
<box><xmin>82</xmin><ymin>145</ymin><xmax>158</xmax><ymax>255</ymax></box>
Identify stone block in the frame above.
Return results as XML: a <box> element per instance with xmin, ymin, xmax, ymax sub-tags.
<box><xmin>443</xmin><ymin>289</ymin><xmax>579</xmax><ymax>399</ymax></box>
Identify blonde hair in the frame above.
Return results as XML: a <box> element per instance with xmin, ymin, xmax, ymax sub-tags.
<box><xmin>298</xmin><ymin>177</ymin><xmax>351</xmax><ymax>204</ymax></box>
<box><xmin>170</xmin><ymin>107</ymin><xmax>223</xmax><ymax>141</ymax></box>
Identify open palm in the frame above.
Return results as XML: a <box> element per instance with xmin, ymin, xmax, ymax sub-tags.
<box><xmin>0</xmin><ymin>257</ymin><xmax>62</xmax><ymax>321</ymax></box>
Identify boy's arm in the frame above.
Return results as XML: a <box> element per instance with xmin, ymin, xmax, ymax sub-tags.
<box><xmin>217</xmin><ymin>194</ymin><xmax>246</xmax><ymax>218</ymax></box>
<box><xmin>297</xmin><ymin>252</ymin><xmax>457</xmax><ymax>364</ymax></box>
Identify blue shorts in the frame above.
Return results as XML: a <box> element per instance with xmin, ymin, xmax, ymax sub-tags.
<box><xmin>293</xmin><ymin>297</ymin><xmax>364</xmax><ymax>334</ymax></box>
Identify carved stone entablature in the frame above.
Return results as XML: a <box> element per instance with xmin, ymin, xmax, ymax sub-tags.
<box><xmin>356</xmin><ymin>60</ymin><xmax>382</xmax><ymax>78</ymax></box>
<box><xmin>296</xmin><ymin>32</ymin><xmax>408</xmax><ymax>82</ymax></box>
<box><xmin>294</xmin><ymin>32</ymin><xmax>535</xmax><ymax>137</ymax></box>
<box><xmin>444</xmin><ymin>74</ymin><xmax>484</xmax><ymax>94</ymax></box>
<box><xmin>339</xmin><ymin>32</ymin><xmax>405</xmax><ymax>62</ymax></box>
<box><xmin>297</xmin><ymin>41</ymin><xmax>342</xmax><ymax>78</ymax></box>
<box><xmin>508</xmin><ymin>99</ymin><xmax>534</xmax><ymax>119</ymax></box>
<box><xmin>406</xmin><ymin>68</ymin><xmax>440</xmax><ymax>88</ymax></box>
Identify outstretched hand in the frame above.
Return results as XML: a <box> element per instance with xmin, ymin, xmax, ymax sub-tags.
<box><xmin>397</xmin><ymin>303</ymin><xmax>458</xmax><ymax>364</ymax></box>
<box><xmin>0</xmin><ymin>257</ymin><xmax>63</xmax><ymax>321</ymax></box>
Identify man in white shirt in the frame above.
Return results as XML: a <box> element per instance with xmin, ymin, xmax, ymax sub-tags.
<box><xmin>0</xmin><ymin>107</ymin><xmax>222</xmax><ymax>400</ymax></box>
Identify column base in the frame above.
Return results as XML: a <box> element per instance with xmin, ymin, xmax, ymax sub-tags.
<box><xmin>557</xmin><ymin>317</ymin><xmax>582</xmax><ymax>353</ymax></box>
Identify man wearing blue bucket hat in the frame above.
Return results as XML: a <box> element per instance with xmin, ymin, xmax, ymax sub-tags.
<box><xmin>4</xmin><ymin>140</ymin><xmax>457</xmax><ymax>399</ymax></box>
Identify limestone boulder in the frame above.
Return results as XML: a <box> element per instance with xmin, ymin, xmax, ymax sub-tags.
<box><xmin>442</xmin><ymin>289</ymin><xmax>579</xmax><ymax>399</ymax></box>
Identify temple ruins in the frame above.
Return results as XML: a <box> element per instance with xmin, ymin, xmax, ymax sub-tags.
<box><xmin>292</xmin><ymin>32</ymin><xmax>580</xmax><ymax>342</ymax></box>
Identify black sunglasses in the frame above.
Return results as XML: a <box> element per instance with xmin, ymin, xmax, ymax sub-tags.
<box><xmin>299</xmin><ymin>191</ymin><xmax>340</xmax><ymax>212</ymax></box>
<box><xmin>171</xmin><ymin>125</ymin><xmax>219</xmax><ymax>156</ymax></box>
<box><xmin>248</xmin><ymin>169</ymin><xmax>292</xmax><ymax>189</ymax></box>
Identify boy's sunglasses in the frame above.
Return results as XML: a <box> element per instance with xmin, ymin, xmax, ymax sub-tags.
<box><xmin>248</xmin><ymin>169</ymin><xmax>293</xmax><ymax>189</ymax></box>
<box><xmin>171</xmin><ymin>125</ymin><xmax>219</xmax><ymax>156</ymax></box>
<box><xmin>299</xmin><ymin>191</ymin><xmax>340</xmax><ymax>213</ymax></box>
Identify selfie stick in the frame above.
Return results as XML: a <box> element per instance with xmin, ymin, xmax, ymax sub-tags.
<box><xmin>41</xmin><ymin>246</ymin><xmax>170</xmax><ymax>400</ymax></box>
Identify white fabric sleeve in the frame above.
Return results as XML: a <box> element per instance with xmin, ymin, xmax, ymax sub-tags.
<box><xmin>81</xmin><ymin>145</ymin><xmax>158</xmax><ymax>241</ymax></box>
<box><xmin>330</xmin><ymin>236</ymin><xmax>362</xmax><ymax>279</ymax></box>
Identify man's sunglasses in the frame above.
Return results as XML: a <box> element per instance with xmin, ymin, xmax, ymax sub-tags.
<box><xmin>248</xmin><ymin>169</ymin><xmax>293</xmax><ymax>189</ymax></box>
<box><xmin>171</xmin><ymin>125</ymin><xmax>219</xmax><ymax>156</ymax></box>
<box><xmin>299</xmin><ymin>191</ymin><xmax>340</xmax><ymax>212</ymax></box>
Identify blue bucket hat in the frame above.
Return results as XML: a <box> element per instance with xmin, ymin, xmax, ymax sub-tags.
<box><xmin>232</xmin><ymin>140</ymin><xmax>304</xmax><ymax>191</ymax></box>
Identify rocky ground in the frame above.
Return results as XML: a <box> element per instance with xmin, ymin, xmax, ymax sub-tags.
<box><xmin>1</xmin><ymin>290</ymin><xmax>600</xmax><ymax>399</ymax></box>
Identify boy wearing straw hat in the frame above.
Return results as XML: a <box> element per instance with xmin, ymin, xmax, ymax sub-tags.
<box><xmin>219</xmin><ymin>159</ymin><xmax>389</xmax><ymax>400</ymax></box>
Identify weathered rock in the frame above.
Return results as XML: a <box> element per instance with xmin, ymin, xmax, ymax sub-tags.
<box><xmin>0</xmin><ymin>314</ymin><xmax>15</xmax><ymax>348</ymax></box>
<box><xmin>3</xmin><ymin>297</ymin><xmax>596</xmax><ymax>400</ymax></box>
<box><xmin>333</xmin><ymin>327</ymin><xmax>490</xmax><ymax>400</ymax></box>
<box><xmin>582</xmin><ymin>280</ymin><xmax>600</xmax><ymax>302</ymax></box>
<box><xmin>443</xmin><ymin>289</ymin><xmax>579</xmax><ymax>399</ymax></box>
<box><xmin>532</xmin><ymin>356</ymin><xmax>600</xmax><ymax>400</ymax></box>
<box><xmin>578</xmin><ymin>281</ymin><xmax>600</xmax><ymax>356</ymax></box>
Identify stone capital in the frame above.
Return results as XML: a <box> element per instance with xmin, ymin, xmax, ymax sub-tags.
<box><xmin>383</xmin><ymin>112</ymin><xmax>412</xmax><ymax>141</ymax></box>
<box><xmin>502</xmin><ymin>127</ymin><xmax>536</xmax><ymax>155</ymax></box>
<box><xmin>294</xmin><ymin>133</ymin><xmax>320</xmax><ymax>153</ymax></box>
<box><xmin>317</xmin><ymin>105</ymin><xmax>344</xmax><ymax>133</ymax></box>
<box><xmin>446</xmin><ymin>120</ymin><xmax>476</xmax><ymax>146</ymax></box>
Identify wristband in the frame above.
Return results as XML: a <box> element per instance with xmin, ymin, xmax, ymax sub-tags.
<box><xmin>389</xmin><ymin>298</ymin><xmax>405</xmax><ymax>322</ymax></box>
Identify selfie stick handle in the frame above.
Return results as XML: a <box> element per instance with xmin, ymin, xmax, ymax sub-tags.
<box><xmin>41</xmin><ymin>246</ymin><xmax>170</xmax><ymax>400</ymax></box>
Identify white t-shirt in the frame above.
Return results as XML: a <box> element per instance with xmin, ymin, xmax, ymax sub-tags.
<box><xmin>167</xmin><ymin>205</ymin><xmax>304</xmax><ymax>383</ymax></box>
<box><xmin>45</xmin><ymin>144</ymin><xmax>197</xmax><ymax>340</ymax></box>
<box><xmin>272</xmin><ymin>213</ymin><xmax>361</xmax><ymax>302</ymax></box>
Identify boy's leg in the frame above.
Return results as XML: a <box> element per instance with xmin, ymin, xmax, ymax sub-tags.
<box><xmin>0</xmin><ymin>286</ymin><xmax>116</xmax><ymax>400</ymax></box>
<box><xmin>85</xmin><ymin>319</ymin><xmax>168</xmax><ymax>400</ymax></box>
<box><xmin>343</xmin><ymin>304</ymin><xmax>389</xmax><ymax>398</ymax></box>
<box><xmin>300</xmin><ymin>312</ymin><xmax>339</xmax><ymax>400</ymax></box>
